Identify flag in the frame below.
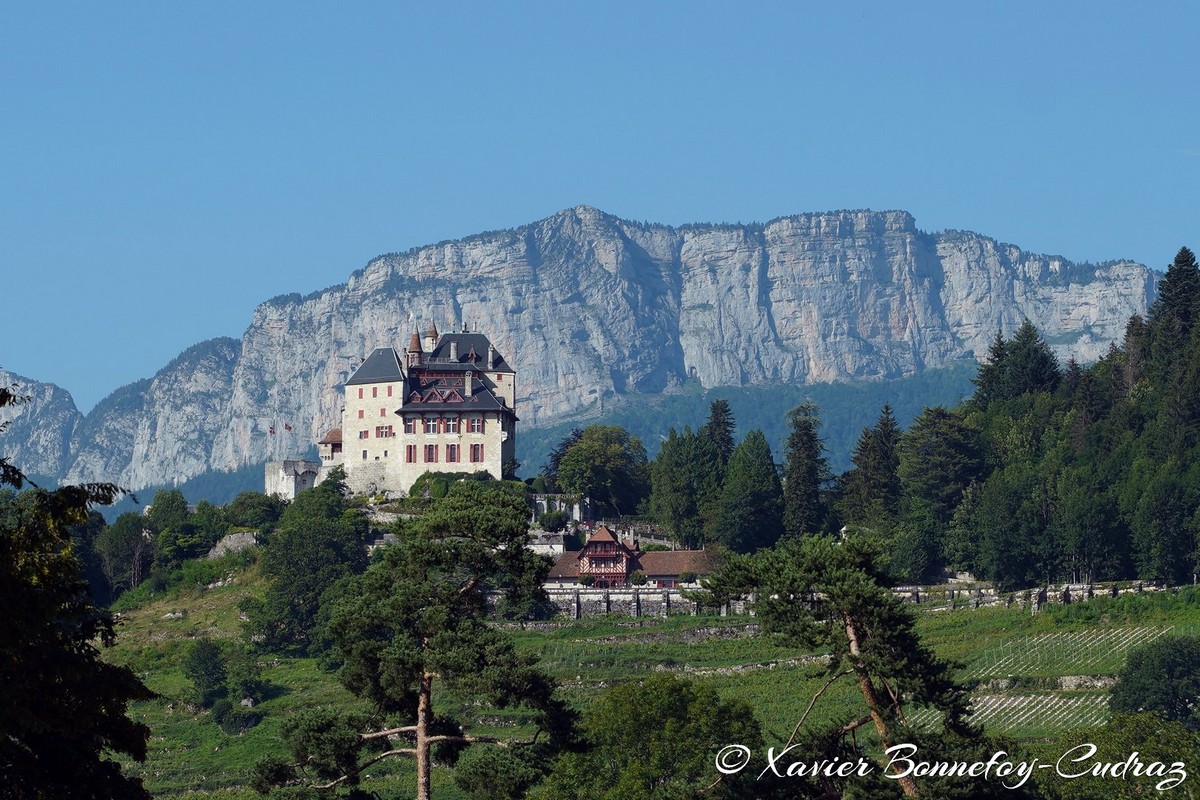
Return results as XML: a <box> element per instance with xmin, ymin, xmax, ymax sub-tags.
<box><xmin>284</xmin><ymin>423</ymin><xmax>292</xmax><ymax>432</ymax></box>
<box><xmin>269</xmin><ymin>426</ymin><xmax>276</xmax><ymax>435</ymax></box>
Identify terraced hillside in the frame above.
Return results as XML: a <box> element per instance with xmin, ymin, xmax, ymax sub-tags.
<box><xmin>103</xmin><ymin>560</ymin><xmax>1200</xmax><ymax>798</ymax></box>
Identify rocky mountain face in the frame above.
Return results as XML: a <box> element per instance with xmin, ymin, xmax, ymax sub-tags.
<box><xmin>7</xmin><ymin>207</ymin><xmax>1158</xmax><ymax>491</ymax></box>
<box><xmin>0</xmin><ymin>369</ymin><xmax>84</xmax><ymax>480</ymax></box>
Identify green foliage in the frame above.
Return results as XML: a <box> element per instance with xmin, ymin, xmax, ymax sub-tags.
<box><xmin>1036</xmin><ymin>713</ymin><xmax>1197</xmax><ymax>799</ymax></box>
<box><xmin>712</xmin><ymin>430</ymin><xmax>783</xmax><ymax>553</ymax></box>
<box><xmin>257</xmin><ymin>481</ymin><xmax>572</xmax><ymax>798</ymax></box>
<box><xmin>183</xmin><ymin>637</ymin><xmax>229</xmax><ymax>707</ymax></box>
<box><xmin>781</xmin><ymin>401</ymin><xmax>830</xmax><ymax>537</ymax></box>
<box><xmin>538</xmin><ymin>509</ymin><xmax>570</xmax><ymax>532</ymax></box>
<box><xmin>0</xmin><ymin>385</ymin><xmax>153</xmax><ymax>799</ymax></box>
<box><xmin>1110</xmin><ymin>635</ymin><xmax>1200</xmax><ymax>729</ymax></box>
<box><xmin>243</xmin><ymin>469</ymin><xmax>369</xmax><ymax>654</ymax></box>
<box><xmin>556</xmin><ymin>425</ymin><xmax>650</xmax><ymax>516</ymax></box>
<box><xmin>226</xmin><ymin>491</ymin><xmax>286</xmax><ymax>532</ymax></box>
<box><xmin>535</xmin><ymin>673</ymin><xmax>762</xmax><ymax>800</ymax></box>
<box><xmin>838</xmin><ymin>404</ymin><xmax>902</xmax><ymax>525</ymax></box>
<box><xmin>701</xmin><ymin>398</ymin><xmax>736</xmax><ymax>465</ymax></box>
<box><xmin>648</xmin><ymin>426</ymin><xmax>723</xmax><ymax>547</ymax></box>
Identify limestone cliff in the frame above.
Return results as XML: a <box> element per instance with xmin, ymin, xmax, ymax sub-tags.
<box><xmin>0</xmin><ymin>368</ymin><xmax>83</xmax><ymax>480</ymax></box>
<box><xmin>19</xmin><ymin>207</ymin><xmax>1160</xmax><ymax>490</ymax></box>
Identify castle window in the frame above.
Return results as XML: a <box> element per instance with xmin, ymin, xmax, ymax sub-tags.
<box><xmin>388</xmin><ymin>385</ymin><xmax>393</xmax><ymax>397</ymax></box>
<box><xmin>358</xmin><ymin>430</ymin><xmax>369</xmax><ymax>439</ymax></box>
<box><xmin>424</xmin><ymin>418</ymin><xmax>438</xmax><ymax>434</ymax></box>
<box><xmin>468</xmin><ymin>416</ymin><xmax>484</xmax><ymax>434</ymax></box>
<box><xmin>358</xmin><ymin>388</ymin><xmax>364</xmax><ymax>399</ymax></box>
<box><xmin>358</xmin><ymin>409</ymin><xmax>364</xmax><ymax>419</ymax></box>
<box><xmin>470</xmin><ymin>443</ymin><xmax>484</xmax><ymax>463</ymax></box>
<box><xmin>405</xmin><ymin>444</ymin><xmax>416</xmax><ymax>463</ymax></box>
<box><xmin>404</xmin><ymin>418</ymin><xmax>415</xmax><ymax>435</ymax></box>
<box><xmin>444</xmin><ymin>416</ymin><xmax>459</xmax><ymax>434</ymax></box>
<box><xmin>362</xmin><ymin>450</ymin><xmax>367</xmax><ymax>460</ymax></box>
<box><xmin>424</xmin><ymin>444</ymin><xmax>439</xmax><ymax>463</ymax></box>
<box><xmin>447</xmin><ymin>443</ymin><xmax>459</xmax><ymax>463</ymax></box>
<box><xmin>375</xmin><ymin>425</ymin><xmax>393</xmax><ymax>438</ymax></box>
<box><xmin>380</xmin><ymin>408</ymin><xmax>387</xmax><ymax>417</ymax></box>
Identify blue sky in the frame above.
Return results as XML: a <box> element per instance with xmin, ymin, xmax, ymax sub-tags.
<box><xmin>3</xmin><ymin>2</ymin><xmax>1197</xmax><ymax>412</ymax></box>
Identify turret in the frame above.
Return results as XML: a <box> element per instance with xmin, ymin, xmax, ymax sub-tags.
<box><xmin>406</xmin><ymin>330</ymin><xmax>422</xmax><ymax>367</ymax></box>
<box><xmin>423</xmin><ymin>321</ymin><xmax>438</xmax><ymax>353</ymax></box>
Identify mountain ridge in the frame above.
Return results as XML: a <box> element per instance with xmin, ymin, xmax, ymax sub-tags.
<box><xmin>1</xmin><ymin>206</ymin><xmax>1159</xmax><ymax>492</ymax></box>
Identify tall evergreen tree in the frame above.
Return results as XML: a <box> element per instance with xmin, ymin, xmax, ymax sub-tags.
<box><xmin>782</xmin><ymin>401</ymin><xmax>829</xmax><ymax>537</ymax></box>
<box><xmin>972</xmin><ymin>330</ymin><xmax>1009</xmax><ymax>407</ymax></box>
<box><xmin>1005</xmin><ymin>318</ymin><xmax>1060</xmax><ymax>398</ymax></box>
<box><xmin>648</xmin><ymin>427</ymin><xmax>722</xmax><ymax>548</ymax></box>
<box><xmin>899</xmin><ymin>407</ymin><xmax>986</xmax><ymax>528</ymax></box>
<box><xmin>712</xmin><ymin>430</ymin><xmax>783</xmax><ymax>553</ymax></box>
<box><xmin>701</xmin><ymin>399</ymin><xmax>736</xmax><ymax>466</ymax></box>
<box><xmin>839</xmin><ymin>404</ymin><xmax>903</xmax><ymax>524</ymax></box>
<box><xmin>1150</xmin><ymin>246</ymin><xmax>1200</xmax><ymax>334</ymax></box>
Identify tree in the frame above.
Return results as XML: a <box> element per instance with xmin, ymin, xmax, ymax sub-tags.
<box><xmin>556</xmin><ymin>425</ymin><xmax>649</xmax><ymax>516</ymax></box>
<box><xmin>701</xmin><ymin>398</ymin><xmax>736</xmax><ymax>465</ymax></box>
<box><xmin>254</xmin><ymin>481</ymin><xmax>573</xmax><ymax>800</ymax></box>
<box><xmin>541</xmin><ymin>428</ymin><xmax>583</xmax><ymax>493</ymax></box>
<box><xmin>1005</xmin><ymin>319</ymin><xmax>1060</xmax><ymax>398</ymax></box>
<box><xmin>535</xmin><ymin>674</ymin><xmax>762</xmax><ymax>800</ymax></box>
<box><xmin>1110</xmin><ymin>635</ymin><xmax>1200</xmax><ymax>730</ymax></box>
<box><xmin>0</xmin><ymin>382</ymin><xmax>153</xmax><ymax>798</ymax></box>
<box><xmin>182</xmin><ymin>637</ymin><xmax>228</xmax><ymax>708</ymax></box>
<box><xmin>839</xmin><ymin>404</ymin><xmax>902</xmax><ymax>524</ymax></box>
<box><xmin>899</xmin><ymin>407</ymin><xmax>986</xmax><ymax>527</ymax></box>
<box><xmin>242</xmin><ymin>467</ymin><xmax>369</xmax><ymax>654</ymax></box>
<box><xmin>648</xmin><ymin>427</ymin><xmax>722</xmax><ymax>548</ymax></box>
<box><xmin>1150</xmin><ymin>246</ymin><xmax>1200</xmax><ymax>335</ymax></box>
<box><xmin>712</xmin><ymin>430</ymin><xmax>783</xmax><ymax>553</ymax></box>
<box><xmin>226</xmin><ymin>491</ymin><xmax>285</xmax><ymax>531</ymax></box>
<box><xmin>701</xmin><ymin>535</ymin><xmax>978</xmax><ymax>799</ymax></box>
<box><xmin>782</xmin><ymin>402</ymin><xmax>829</xmax><ymax>537</ymax></box>
<box><xmin>972</xmin><ymin>330</ymin><xmax>1009</xmax><ymax>408</ymax></box>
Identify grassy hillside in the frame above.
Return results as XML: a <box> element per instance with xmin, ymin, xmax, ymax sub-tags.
<box><xmin>103</xmin><ymin>555</ymin><xmax>1200</xmax><ymax>798</ymax></box>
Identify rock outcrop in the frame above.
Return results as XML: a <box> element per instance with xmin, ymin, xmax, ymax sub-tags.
<box><xmin>9</xmin><ymin>207</ymin><xmax>1159</xmax><ymax>491</ymax></box>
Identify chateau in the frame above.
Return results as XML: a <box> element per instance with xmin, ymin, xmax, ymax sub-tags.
<box><xmin>268</xmin><ymin>323</ymin><xmax>517</xmax><ymax>499</ymax></box>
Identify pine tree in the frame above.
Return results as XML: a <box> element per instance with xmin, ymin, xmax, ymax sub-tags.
<box><xmin>648</xmin><ymin>427</ymin><xmax>722</xmax><ymax>548</ymax></box>
<box><xmin>899</xmin><ymin>407</ymin><xmax>986</xmax><ymax>528</ymax></box>
<box><xmin>1151</xmin><ymin>246</ymin><xmax>1200</xmax><ymax>334</ymax></box>
<box><xmin>782</xmin><ymin>401</ymin><xmax>829</xmax><ymax>537</ymax></box>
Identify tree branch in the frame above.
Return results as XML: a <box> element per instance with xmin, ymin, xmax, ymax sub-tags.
<box><xmin>311</xmin><ymin>748</ymin><xmax>417</xmax><ymax>791</ymax></box>
<box><xmin>783</xmin><ymin>669</ymin><xmax>853</xmax><ymax>750</ymax></box>
<box><xmin>361</xmin><ymin>725</ymin><xmax>418</xmax><ymax>740</ymax></box>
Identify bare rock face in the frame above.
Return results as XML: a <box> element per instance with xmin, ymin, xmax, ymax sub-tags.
<box><xmin>21</xmin><ymin>207</ymin><xmax>1160</xmax><ymax>491</ymax></box>
<box><xmin>0</xmin><ymin>369</ymin><xmax>83</xmax><ymax>479</ymax></box>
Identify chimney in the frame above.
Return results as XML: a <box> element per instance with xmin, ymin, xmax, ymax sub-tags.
<box><xmin>487</xmin><ymin>343</ymin><xmax>495</xmax><ymax>368</ymax></box>
<box><xmin>464</xmin><ymin>371</ymin><xmax>473</xmax><ymax>397</ymax></box>
<box><xmin>449</xmin><ymin>339</ymin><xmax>459</xmax><ymax>361</ymax></box>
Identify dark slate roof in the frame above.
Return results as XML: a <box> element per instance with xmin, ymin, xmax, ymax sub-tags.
<box><xmin>397</xmin><ymin>374</ymin><xmax>518</xmax><ymax>419</ymax></box>
<box><xmin>346</xmin><ymin>348</ymin><xmax>405</xmax><ymax>386</ymax></box>
<box><xmin>425</xmin><ymin>332</ymin><xmax>514</xmax><ymax>373</ymax></box>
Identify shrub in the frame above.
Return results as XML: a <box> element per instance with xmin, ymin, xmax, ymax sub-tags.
<box><xmin>539</xmin><ymin>510</ymin><xmax>569</xmax><ymax>533</ymax></box>
<box><xmin>630</xmin><ymin>571</ymin><xmax>648</xmax><ymax>586</ymax></box>
<box><xmin>578</xmin><ymin>575</ymin><xmax>595</xmax><ymax>586</ymax></box>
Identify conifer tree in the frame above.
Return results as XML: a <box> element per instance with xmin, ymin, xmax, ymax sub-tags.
<box><xmin>1005</xmin><ymin>319</ymin><xmax>1060</xmax><ymax>398</ymax></box>
<box><xmin>712</xmin><ymin>430</ymin><xmax>783</xmax><ymax>553</ymax></box>
<box><xmin>839</xmin><ymin>404</ymin><xmax>902</xmax><ymax>524</ymax></box>
<box><xmin>254</xmin><ymin>482</ymin><xmax>573</xmax><ymax>800</ymax></box>
<box><xmin>782</xmin><ymin>401</ymin><xmax>829</xmax><ymax>537</ymax></box>
<box><xmin>648</xmin><ymin>427</ymin><xmax>722</xmax><ymax>548</ymax></box>
<box><xmin>899</xmin><ymin>407</ymin><xmax>986</xmax><ymax>528</ymax></box>
<box><xmin>701</xmin><ymin>398</ymin><xmax>736</xmax><ymax>466</ymax></box>
<box><xmin>972</xmin><ymin>330</ymin><xmax>1009</xmax><ymax>407</ymax></box>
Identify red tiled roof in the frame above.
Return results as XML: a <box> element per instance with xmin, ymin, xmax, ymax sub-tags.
<box><xmin>319</xmin><ymin>428</ymin><xmax>342</xmax><ymax>444</ymax></box>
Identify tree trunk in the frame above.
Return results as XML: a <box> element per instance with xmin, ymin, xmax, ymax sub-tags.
<box><xmin>844</xmin><ymin>613</ymin><xmax>919</xmax><ymax>798</ymax></box>
<box><xmin>416</xmin><ymin>671</ymin><xmax>433</xmax><ymax>800</ymax></box>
